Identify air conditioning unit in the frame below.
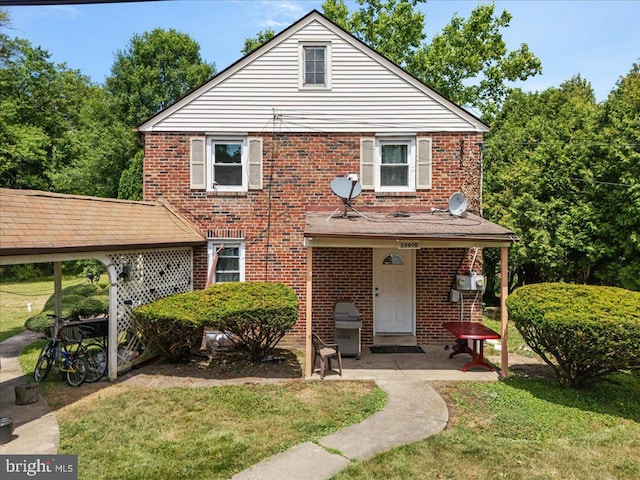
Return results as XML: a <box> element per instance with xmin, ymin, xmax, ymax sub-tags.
<box><xmin>456</xmin><ymin>274</ymin><xmax>485</xmax><ymax>291</ymax></box>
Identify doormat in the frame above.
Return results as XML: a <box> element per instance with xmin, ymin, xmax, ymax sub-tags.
<box><xmin>369</xmin><ymin>346</ymin><xmax>424</xmax><ymax>354</ymax></box>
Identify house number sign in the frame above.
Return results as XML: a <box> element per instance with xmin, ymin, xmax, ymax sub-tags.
<box><xmin>398</xmin><ymin>240</ymin><xmax>421</xmax><ymax>249</ymax></box>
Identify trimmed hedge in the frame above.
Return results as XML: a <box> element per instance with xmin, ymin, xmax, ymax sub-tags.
<box><xmin>507</xmin><ymin>283</ymin><xmax>640</xmax><ymax>388</ymax></box>
<box><xmin>24</xmin><ymin>283</ymin><xmax>109</xmax><ymax>333</ymax></box>
<box><xmin>133</xmin><ymin>282</ymin><xmax>299</xmax><ymax>362</ymax></box>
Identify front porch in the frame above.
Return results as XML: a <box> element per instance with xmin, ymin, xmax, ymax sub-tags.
<box><xmin>303</xmin><ymin>207</ymin><xmax>518</xmax><ymax>379</ymax></box>
<box><xmin>313</xmin><ymin>344</ymin><xmax>501</xmax><ymax>382</ymax></box>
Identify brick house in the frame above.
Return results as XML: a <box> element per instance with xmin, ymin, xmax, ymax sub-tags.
<box><xmin>138</xmin><ymin>10</ymin><xmax>516</xmax><ymax>376</ymax></box>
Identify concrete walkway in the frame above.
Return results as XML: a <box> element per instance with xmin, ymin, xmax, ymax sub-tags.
<box><xmin>1</xmin><ymin>333</ymin><xmax>501</xmax><ymax>478</ymax></box>
<box><xmin>231</xmin><ymin>378</ymin><xmax>448</xmax><ymax>480</ymax></box>
<box><xmin>0</xmin><ymin>330</ymin><xmax>59</xmax><ymax>454</ymax></box>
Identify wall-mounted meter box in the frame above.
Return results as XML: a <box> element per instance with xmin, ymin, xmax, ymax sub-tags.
<box><xmin>456</xmin><ymin>274</ymin><xmax>486</xmax><ymax>291</ymax></box>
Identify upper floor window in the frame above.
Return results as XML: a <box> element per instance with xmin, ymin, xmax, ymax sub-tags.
<box><xmin>375</xmin><ymin>137</ymin><xmax>416</xmax><ymax>192</ymax></box>
<box><xmin>190</xmin><ymin>136</ymin><xmax>262</xmax><ymax>192</ymax></box>
<box><xmin>300</xmin><ymin>43</ymin><xmax>331</xmax><ymax>89</ymax></box>
<box><xmin>207</xmin><ymin>137</ymin><xmax>247</xmax><ymax>192</ymax></box>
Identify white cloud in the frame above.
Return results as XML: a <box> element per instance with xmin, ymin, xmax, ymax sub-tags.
<box><xmin>23</xmin><ymin>5</ymin><xmax>81</xmax><ymax>21</ymax></box>
<box><xmin>247</xmin><ymin>0</ymin><xmax>314</xmax><ymax>30</ymax></box>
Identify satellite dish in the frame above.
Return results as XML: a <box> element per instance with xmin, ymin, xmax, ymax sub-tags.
<box><xmin>448</xmin><ymin>192</ymin><xmax>468</xmax><ymax>217</ymax></box>
<box><xmin>331</xmin><ymin>176</ymin><xmax>362</xmax><ymax>200</ymax></box>
<box><xmin>330</xmin><ymin>176</ymin><xmax>362</xmax><ymax>218</ymax></box>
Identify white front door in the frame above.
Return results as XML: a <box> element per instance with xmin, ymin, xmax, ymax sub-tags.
<box><xmin>373</xmin><ymin>248</ymin><xmax>415</xmax><ymax>334</ymax></box>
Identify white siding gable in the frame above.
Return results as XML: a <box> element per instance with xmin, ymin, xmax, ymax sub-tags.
<box><xmin>138</xmin><ymin>12</ymin><xmax>487</xmax><ymax>134</ymax></box>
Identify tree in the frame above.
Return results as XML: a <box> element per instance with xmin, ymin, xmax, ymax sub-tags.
<box><xmin>49</xmin><ymin>87</ymin><xmax>138</xmax><ymax>198</ymax></box>
<box><xmin>321</xmin><ymin>0</ymin><xmax>541</xmax><ymax>119</ymax></box>
<box><xmin>241</xmin><ymin>28</ymin><xmax>275</xmax><ymax>56</ymax></box>
<box><xmin>409</xmin><ymin>3</ymin><xmax>541</xmax><ymax>119</ymax></box>
<box><xmin>105</xmin><ymin>28</ymin><xmax>215</xmax><ymax>127</ymax></box>
<box><xmin>323</xmin><ymin>0</ymin><xmax>426</xmax><ymax>68</ymax></box>
<box><xmin>0</xmin><ymin>36</ymin><xmax>92</xmax><ymax>191</ymax></box>
<box><xmin>483</xmin><ymin>77</ymin><xmax>601</xmax><ymax>289</ymax></box>
<box><xmin>104</xmin><ymin>28</ymin><xmax>215</xmax><ymax>199</ymax></box>
<box><xmin>590</xmin><ymin>64</ymin><xmax>640</xmax><ymax>290</ymax></box>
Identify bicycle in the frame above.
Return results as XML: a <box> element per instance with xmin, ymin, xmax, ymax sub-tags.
<box><xmin>34</xmin><ymin>329</ymin><xmax>87</xmax><ymax>387</ymax></box>
<box><xmin>74</xmin><ymin>322</ymin><xmax>108</xmax><ymax>383</ymax></box>
<box><xmin>34</xmin><ymin>318</ymin><xmax>108</xmax><ymax>385</ymax></box>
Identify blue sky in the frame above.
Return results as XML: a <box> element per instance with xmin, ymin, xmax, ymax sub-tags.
<box><xmin>3</xmin><ymin>0</ymin><xmax>639</xmax><ymax>102</ymax></box>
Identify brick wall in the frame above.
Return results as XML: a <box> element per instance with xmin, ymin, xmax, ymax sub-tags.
<box><xmin>144</xmin><ymin>131</ymin><xmax>484</xmax><ymax>347</ymax></box>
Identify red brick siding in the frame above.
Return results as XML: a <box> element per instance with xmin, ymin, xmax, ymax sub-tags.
<box><xmin>144</xmin><ymin>132</ymin><xmax>484</xmax><ymax>347</ymax></box>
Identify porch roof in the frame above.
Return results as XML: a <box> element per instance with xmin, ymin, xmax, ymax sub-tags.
<box><xmin>304</xmin><ymin>207</ymin><xmax>518</xmax><ymax>248</ymax></box>
<box><xmin>0</xmin><ymin>188</ymin><xmax>205</xmax><ymax>259</ymax></box>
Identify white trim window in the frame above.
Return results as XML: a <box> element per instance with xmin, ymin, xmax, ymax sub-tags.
<box><xmin>207</xmin><ymin>137</ymin><xmax>247</xmax><ymax>192</ymax></box>
<box><xmin>375</xmin><ymin>137</ymin><xmax>416</xmax><ymax>192</ymax></box>
<box><xmin>299</xmin><ymin>42</ymin><xmax>331</xmax><ymax>89</ymax></box>
<box><xmin>208</xmin><ymin>241</ymin><xmax>245</xmax><ymax>283</ymax></box>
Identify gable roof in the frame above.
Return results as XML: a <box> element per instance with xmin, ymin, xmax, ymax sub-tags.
<box><xmin>137</xmin><ymin>10</ymin><xmax>488</xmax><ymax>133</ymax></box>
<box><xmin>0</xmin><ymin>189</ymin><xmax>205</xmax><ymax>259</ymax></box>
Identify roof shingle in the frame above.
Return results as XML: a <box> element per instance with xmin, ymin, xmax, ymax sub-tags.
<box><xmin>0</xmin><ymin>189</ymin><xmax>205</xmax><ymax>256</ymax></box>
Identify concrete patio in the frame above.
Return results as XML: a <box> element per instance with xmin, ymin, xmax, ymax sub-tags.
<box><xmin>319</xmin><ymin>344</ymin><xmax>502</xmax><ymax>382</ymax></box>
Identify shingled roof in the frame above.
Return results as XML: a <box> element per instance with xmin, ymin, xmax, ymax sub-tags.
<box><xmin>305</xmin><ymin>207</ymin><xmax>518</xmax><ymax>247</ymax></box>
<box><xmin>0</xmin><ymin>189</ymin><xmax>205</xmax><ymax>257</ymax></box>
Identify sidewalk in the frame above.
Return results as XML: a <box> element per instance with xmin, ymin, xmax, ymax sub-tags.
<box><xmin>231</xmin><ymin>378</ymin><xmax>449</xmax><ymax>480</ymax></box>
<box><xmin>0</xmin><ymin>330</ymin><xmax>59</xmax><ymax>454</ymax></box>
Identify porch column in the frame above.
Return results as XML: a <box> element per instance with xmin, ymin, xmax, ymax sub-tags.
<box><xmin>53</xmin><ymin>261</ymin><xmax>62</xmax><ymax>336</ymax></box>
<box><xmin>500</xmin><ymin>246</ymin><xmax>509</xmax><ymax>378</ymax></box>
<box><xmin>305</xmin><ymin>246</ymin><xmax>313</xmax><ymax>378</ymax></box>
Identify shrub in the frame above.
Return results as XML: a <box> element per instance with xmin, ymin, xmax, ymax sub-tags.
<box><xmin>24</xmin><ymin>284</ymin><xmax>109</xmax><ymax>333</ymax></box>
<box><xmin>507</xmin><ymin>283</ymin><xmax>640</xmax><ymax>388</ymax></box>
<box><xmin>133</xmin><ymin>282</ymin><xmax>299</xmax><ymax>362</ymax></box>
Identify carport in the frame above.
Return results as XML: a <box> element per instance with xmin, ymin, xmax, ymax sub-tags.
<box><xmin>0</xmin><ymin>188</ymin><xmax>205</xmax><ymax>380</ymax></box>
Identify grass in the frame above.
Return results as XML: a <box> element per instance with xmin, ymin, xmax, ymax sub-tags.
<box><xmin>0</xmin><ymin>277</ymin><xmax>85</xmax><ymax>342</ymax></box>
<box><xmin>54</xmin><ymin>382</ymin><xmax>385</xmax><ymax>480</ymax></box>
<box><xmin>5</xmin><ymin>280</ymin><xmax>640</xmax><ymax>479</ymax></box>
<box><xmin>334</xmin><ymin>373</ymin><xmax>640</xmax><ymax>479</ymax></box>
<box><xmin>483</xmin><ymin>317</ymin><xmax>537</xmax><ymax>357</ymax></box>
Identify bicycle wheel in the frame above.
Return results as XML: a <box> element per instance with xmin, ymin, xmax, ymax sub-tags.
<box><xmin>34</xmin><ymin>340</ymin><xmax>54</xmax><ymax>382</ymax></box>
<box><xmin>83</xmin><ymin>343</ymin><xmax>107</xmax><ymax>383</ymax></box>
<box><xmin>65</xmin><ymin>357</ymin><xmax>87</xmax><ymax>387</ymax></box>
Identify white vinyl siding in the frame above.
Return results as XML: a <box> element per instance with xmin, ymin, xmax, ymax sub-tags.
<box><xmin>140</xmin><ymin>18</ymin><xmax>486</xmax><ymax>134</ymax></box>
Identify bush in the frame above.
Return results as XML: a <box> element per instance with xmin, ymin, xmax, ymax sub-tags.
<box><xmin>133</xmin><ymin>282</ymin><xmax>299</xmax><ymax>362</ymax></box>
<box><xmin>507</xmin><ymin>283</ymin><xmax>640</xmax><ymax>388</ymax></box>
<box><xmin>24</xmin><ymin>283</ymin><xmax>109</xmax><ymax>333</ymax></box>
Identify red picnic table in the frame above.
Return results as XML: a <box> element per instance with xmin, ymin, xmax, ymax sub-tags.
<box><xmin>442</xmin><ymin>321</ymin><xmax>501</xmax><ymax>372</ymax></box>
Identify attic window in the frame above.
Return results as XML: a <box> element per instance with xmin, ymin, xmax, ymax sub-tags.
<box><xmin>300</xmin><ymin>42</ymin><xmax>331</xmax><ymax>89</ymax></box>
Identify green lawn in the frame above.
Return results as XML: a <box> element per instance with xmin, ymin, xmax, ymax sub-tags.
<box><xmin>5</xmin><ymin>281</ymin><xmax>640</xmax><ymax>479</ymax></box>
<box><xmin>334</xmin><ymin>373</ymin><xmax>640</xmax><ymax>479</ymax></box>
<box><xmin>0</xmin><ymin>277</ymin><xmax>85</xmax><ymax>342</ymax></box>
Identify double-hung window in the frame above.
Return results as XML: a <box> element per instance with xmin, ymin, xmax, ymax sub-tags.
<box><xmin>208</xmin><ymin>242</ymin><xmax>245</xmax><ymax>283</ymax></box>
<box><xmin>300</xmin><ymin>43</ymin><xmax>331</xmax><ymax>89</ymax></box>
<box><xmin>375</xmin><ymin>137</ymin><xmax>416</xmax><ymax>192</ymax></box>
<box><xmin>207</xmin><ymin>138</ymin><xmax>247</xmax><ymax>192</ymax></box>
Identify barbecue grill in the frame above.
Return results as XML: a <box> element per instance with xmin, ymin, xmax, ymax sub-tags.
<box><xmin>334</xmin><ymin>301</ymin><xmax>361</xmax><ymax>359</ymax></box>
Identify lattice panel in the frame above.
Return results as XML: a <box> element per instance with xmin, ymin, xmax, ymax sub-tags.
<box><xmin>107</xmin><ymin>249</ymin><xmax>193</xmax><ymax>371</ymax></box>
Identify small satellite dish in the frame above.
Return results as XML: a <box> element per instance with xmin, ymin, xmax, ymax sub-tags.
<box><xmin>330</xmin><ymin>176</ymin><xmax>362</xmax><ymax>218</ymax></box>
<box><xmin>448</xmin><ymin>192</ymin><xmax>468</xmax><ymax>217</ymax></box>
<box><xmin>331</xmin><ymin>176</ymin><xmax>362</xmax><ymax>200</ymax></box>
